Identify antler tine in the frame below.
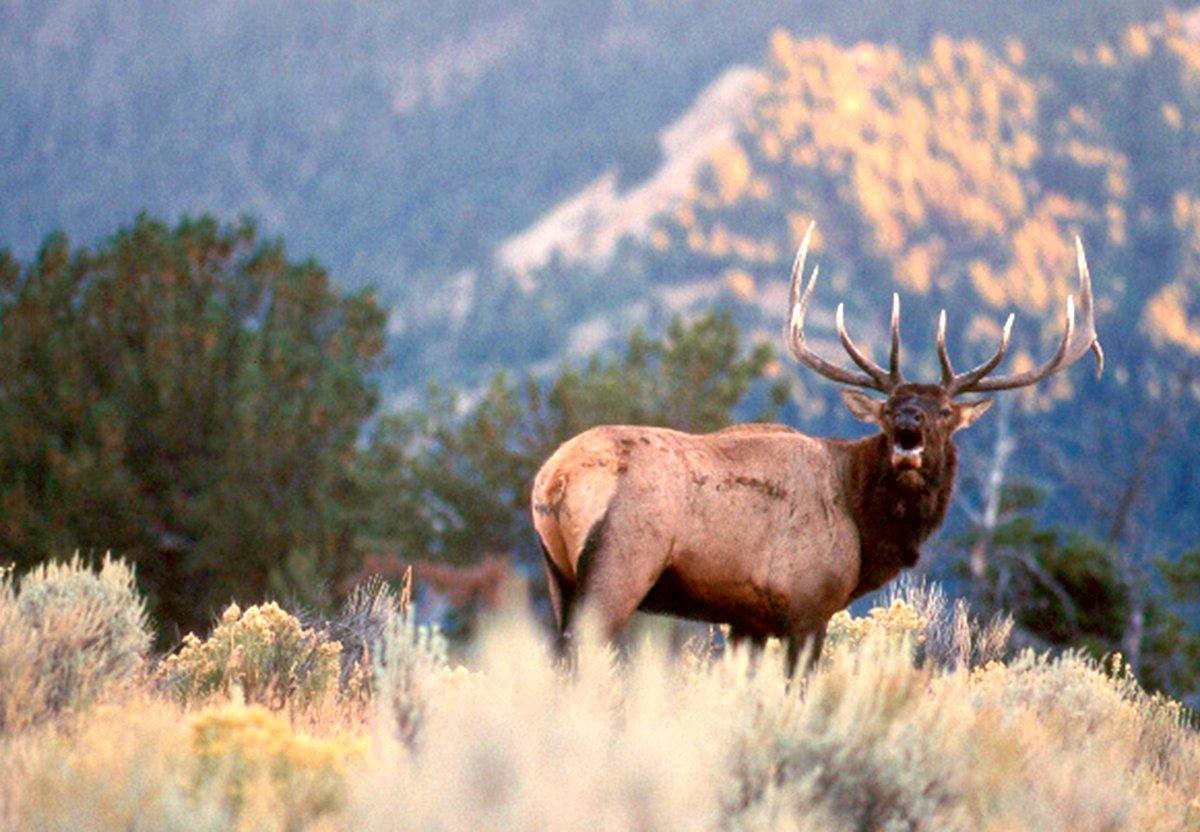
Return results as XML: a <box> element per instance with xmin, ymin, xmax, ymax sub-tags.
<box><xmin>1076</xmin><ymin>236</ymin><xmax>1105</xmax><ymax>379</ymax></box>
<box><xmin>889</xmin><ymin>293</ymin><xmax>904</xmax><ymax>385</ymax></box>
<box><xmin>786</xmin><ymin>222</ymin><xmax>891</xmax><ymax>392</ymax></box>
<box><xmin>836</xmin><ymin>303</ymin><xmax>893</xmax><ymax>387</ymax></box>
<box><xmin>936</xmin><ymin>310</ymin><xmax>955</xmax><ymax>386</ymax></box>
<box><xmin>1091</xmin><ymin>340</ymin><xmax>1106</xmax><ymax>378</ymax></box>
<box><xmin>966</xmin><ymin>298</ymin><xmax>1075</xmax><ymax>393</ymax></box>
<box><xmin>945</xmin><ymin>313</ymin><xmax>1015</xmax><ymax>394</ymax></box>
<box><xmin>951</xmin><ymin>237</ymin><xmax>1103</xmax><ymax>395</ymax></box>
<box><xmin>787</xmin><ymin>222</ymin><xmax>815</xmax><ymax>315</ymax></box>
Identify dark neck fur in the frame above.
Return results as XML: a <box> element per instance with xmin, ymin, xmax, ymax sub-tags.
<box><xmin>844</xmin><ymin>433</ymin><xmax>956</xmax><ymax>600</ymax></box>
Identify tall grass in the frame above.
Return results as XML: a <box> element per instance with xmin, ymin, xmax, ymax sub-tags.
<box><xmin>1</xmin><ymin>558</ymin><xmax>1197</xmax><ymax>831</ymax></box>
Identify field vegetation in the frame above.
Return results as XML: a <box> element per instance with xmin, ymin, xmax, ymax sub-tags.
<box><xmin>1</xmin><ymin>557</ymin><xmax>1196</xmax><ymax>831</ymax></box>
<box><xmin>3</xmin><ymin>10</ymin><xmax>1200</xmax><ymax>825</ymax></box>
<box><xmin>5</xmin><ymin>10</ymin><xmax>1200</xmax><ymax>700</ymax></box>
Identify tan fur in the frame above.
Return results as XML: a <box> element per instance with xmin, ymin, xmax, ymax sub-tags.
<box><xmin>533</xmin><ymin>229</ymin><xmax>1101</xmax><ymax>661</ymax></box>
<box><xmin>531</xmin><ymin>423</ymin><xmax>861</xmax><ymax>643</ymax></box>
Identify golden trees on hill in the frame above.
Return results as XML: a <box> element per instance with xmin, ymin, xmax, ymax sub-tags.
<box><xmin>1145</xmin><ymin>192</ymin><xmax>1200</xmax><ymax>353</ymax></box>
<box><xmin>1077</xmin><ymin>14</ymin><xmax>1200</xmax><ymax>356</ymax></box>
<box><xmin>680</xmin><ymin>33</ymin><xmax>1117</xmax><ymax>311</ymax></box>
<box><xmin>652</xmin><ymin>16</ymin><xmax>1200</xmax><ymax>366</ymax></box>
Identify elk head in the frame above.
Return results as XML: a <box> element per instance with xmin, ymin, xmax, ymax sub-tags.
<box><xmin>786</xmin><ymin>223</ymin><xmax>1104</xmax><ymax>484</ymax></box>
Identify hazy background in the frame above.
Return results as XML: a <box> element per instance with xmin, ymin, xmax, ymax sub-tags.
<box><xmin>4</xmin><ymin>0</ymin><xmax>1200</xmax><ymax>693</ymax></box>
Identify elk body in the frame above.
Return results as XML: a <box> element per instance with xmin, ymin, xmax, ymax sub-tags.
<box><xmin>532</xmin><ymin>224</ymin><xmax>1103</xmax><ymax>666</ymax></box>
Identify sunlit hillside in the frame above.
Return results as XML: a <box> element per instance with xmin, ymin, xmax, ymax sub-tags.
<box><xmin>2</xmin><ymin>558</ymin><xmax>1198</xmax><ymax>831</ymax></box>
<box><xmin>0</xmin><ymin>1</ymin><xmax>1169</xmax><ymax>327</ymax></box>
<box><xmin>448</xmin><ymin>12</ymin><xmax>1200</xmax><ymax>551</ymax></box>
<box><xmin>509</xmin><ymin>16</ymin><xmax>1200</xmax><ymax>366</ymax></box>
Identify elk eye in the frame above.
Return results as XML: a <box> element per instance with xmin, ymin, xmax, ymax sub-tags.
<box><xmin>939</xmin><ymin>408</ymin><xmax>953</xmax><ymax>418</ymax></box>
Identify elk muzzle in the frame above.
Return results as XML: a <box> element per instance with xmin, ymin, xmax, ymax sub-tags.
<box><xmin>890</xmin><ymin>410</ymin><xmax>925</xmax><ymax>470</ymax></box>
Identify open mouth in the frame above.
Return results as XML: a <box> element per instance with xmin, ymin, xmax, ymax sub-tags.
<box><xmin>891</xmin><ymin>427</ymin><xmax>924</xmax><ymax>468</ymax></box>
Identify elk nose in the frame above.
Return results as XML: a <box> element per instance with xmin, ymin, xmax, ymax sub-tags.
<box><xmin>896</xmin><ymin>409</ymin><xmax>923</xmax><ymax>429</ymax></box>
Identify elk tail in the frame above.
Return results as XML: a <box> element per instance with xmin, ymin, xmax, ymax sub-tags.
<box><xmin>543</xmin><ymin>508</ymin><xmax>609</xmax><ymax>652</ymax></box>
<box><xmin>574</xmin><ymin>509</ymin><xmax>609</xmax><ymax>596</ymax></box>
<box><xmin>540</xmin><ymin>538</ymin><xmax>570</xmax><ymax>634</ymax></box>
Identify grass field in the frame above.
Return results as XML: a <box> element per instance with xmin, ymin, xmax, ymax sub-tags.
<box><xmin>0</xmin><ymin>557</ymin><xmax>1197</xmax><ymax>831</ymax></box>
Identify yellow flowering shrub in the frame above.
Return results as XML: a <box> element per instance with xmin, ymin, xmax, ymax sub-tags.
<box><xmin>4</xmin><ymin>588</ymin><xmax>1197</xmax><ymax>831</ymax></box>
<box><xmin>191</xmin><ymin>703</ymin><xmax>366</xmax><ymax>823</ymax></box>
<box><xmin>826</xmin><ymin>598</ymin><xmax>928</xmax><ymax>655</ymax></box>
<box><xmin>158</xmin><ymin>602</ymin><xmax>342</xmax><ymax>708</ymax></box>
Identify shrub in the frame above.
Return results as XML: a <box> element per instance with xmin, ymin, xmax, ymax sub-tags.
<box><xmin>825</xmin><ymin>598</ymin><xmax>928</xmax><ymax>657</ymax></box>
<box><xmin>0</xmin><ymin>555</ymin><xmax>151</xmax><ymax>734</ymax></box>
<box><xmin>371</xmin><ymin>583</ymin><xmax>449</xmax><ymax>743</ymax></box>
<box><xmin>5</xmin><ymin>697</ymin><xmax>368</xmax><ymax>832</ymax></box>
<box><xmin>884</xmin><ymin>576</ymin><xmax>1014</xmax><ymax>670</ymax></box>
<box><xmin>728</xmin><ymin>640</ymin><xmax>974</xmax><ymax>831</ymax></box>
<box><xmin>5</xmin><ymin>699</ymin><xmax>226</xmax><ymax>832</ymax></box>
<box><xmin>346</xmin><ymin>598</ymin><xmax>1199</xmax><ymax>832</ymax></box>
<box><xmin>190</xmin><ymin>702</ymin><xmax>366</xmax><ymax>824</ymax></box>
<box><xmin>157</xmin><ymin>602</ymin><xmax>342</xmax><ymax>708</ymax></box>
<box><xmin>320</xmin><ymin>575</ymin><xmax>404</xmax><ymax>699</ymax></box>
<box><xmin>4</xmin><ymin>577</ymin><xmax>1198</xmax><ymax>831</ymax></box>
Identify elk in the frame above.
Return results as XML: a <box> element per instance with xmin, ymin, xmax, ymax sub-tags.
<box><xmin>531</xmin><ymin>224</ymin><xmax>1103</xmax><ymax>667</ymax></box>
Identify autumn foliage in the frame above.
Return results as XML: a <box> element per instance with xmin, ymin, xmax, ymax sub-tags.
<box><xmin>646</xmin><ymin>18</ymin><xmax>1200</xmax><ymax>391</ymax></box>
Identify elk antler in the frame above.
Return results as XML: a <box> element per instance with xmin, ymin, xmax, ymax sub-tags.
<box><xmin>940</xmin><ymin>237</ymin><xmax>1104</xmax><ymax>395</ymax></box>
<box><xmin>787</xmin><ymin>222</ymin><xmax>904</xmax><ymax>393</ymax></box>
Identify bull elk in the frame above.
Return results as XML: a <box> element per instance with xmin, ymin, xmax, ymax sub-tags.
<box><xmin>531</xmin><ymin>224</ymin><xmax>1103</xmax><ymax>667</ymax></box>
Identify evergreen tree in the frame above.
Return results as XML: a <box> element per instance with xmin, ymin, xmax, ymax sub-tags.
<box><xmin>354</xmin><ymin>312</ymin><xmax>784</xmax><ymax>568</ymax></box>
<box><xmin>0</xmin><ymin>214</ymin><xmax>386</xmax><ymax>637</ymax></box>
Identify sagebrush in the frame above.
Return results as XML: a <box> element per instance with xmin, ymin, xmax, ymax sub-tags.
<box><xmin>0</xmin><ymin>554</ymin><xmax>151</xmax><ymax>735</ymax></box>
<box><xmin>1</xmin><ymin>558</ymin><xmax>1197</xmax><ymax>832</ymax></box>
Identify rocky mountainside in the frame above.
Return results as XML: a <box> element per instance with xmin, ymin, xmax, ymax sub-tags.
<box><xmin>2</xmin><ymin>0</ymin><xmax>1165</xmax><ymax>295</ymax></box>
<box><xmin>3</xmin><ymin>0</ymin><xmax>1196</xmax><ymax>548</ymax></box>
<box><xmin>444</xmin><ymin>11</ymin><xmax>1200</xmax><ymax>556</ymax></box>
<box><xmin>496</xmin><ymin>67</ymin><xmax>765</xmax><ymax>287</ymax></box>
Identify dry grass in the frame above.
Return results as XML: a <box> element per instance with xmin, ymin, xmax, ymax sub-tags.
<box><xmin>1</xmin><ymin>560</ymin><xmax>1197</xmax><ymax>832</ymax></box>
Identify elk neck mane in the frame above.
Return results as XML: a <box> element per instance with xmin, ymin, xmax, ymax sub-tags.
<box><xmin>841</xmin><ymin>432</ymin><xmax>956</xmax><ymax>599</ymax></box>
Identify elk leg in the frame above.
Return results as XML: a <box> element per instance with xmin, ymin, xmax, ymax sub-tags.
<box><xmin>727</xmin><ymin>626</ymin><xmax>767</xmax><ymax>651</ymax></box>
<box><xmin>570</xmin><ymin>531</ymin><xmax>667</xmax><ymax>643</ymax></box>
<box><xmin>573</xmin><ymin>560</ymin><xmax>666</xmax><ymax>642</ymax></box>
<box><xmin>785</xmin><ymin>622</ymin><xmax>827</xmax><ymax>676</ymax></box>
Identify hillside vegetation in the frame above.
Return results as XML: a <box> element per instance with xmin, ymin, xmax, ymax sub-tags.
<box><xmin>1</xmin><ymin>557</ymin><xmax>1198</xmax><ymax>831</ymax></box>
<box><xmin>0</xmin><ymin>2</ymin><xmax>1168</xmax><ymax>300</ymax></box>
<box><xmin>490</xmin><ymin>14</ymin><xmax>1200</xmax><ymax>370</ymax></box>
<box><xmin>452</xmin><ymin>13</ymin><xmax>1200</xmax><ymax>555</ymax></box>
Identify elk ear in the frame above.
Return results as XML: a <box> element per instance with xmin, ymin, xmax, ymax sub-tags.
<box><xmin>840</xmin><ymin>389</ymin><xmax>885</xmax><ymax>425</ymax></box>
<box><xmin>953</xmin><ymin>397</ymin><xmax>993</xmax><ymax>432</ymax></box>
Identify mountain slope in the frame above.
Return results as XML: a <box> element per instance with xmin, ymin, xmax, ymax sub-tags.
<box><xmin>496</xmin><ymin>66</ymin><xmax>764</xmax><ymax>287</ymax></box>
<box><xmin>1</xmin><ymin>0</ymin><xmax>1168</xmax><ymax>299</ymax></box>
<box><xmin>457</xmin><ymin>14</ymin><xmax>1200</xmax><ymax>553</ymax></box>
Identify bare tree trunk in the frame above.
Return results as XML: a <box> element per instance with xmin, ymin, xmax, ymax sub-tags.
<box><xmin>1104</xmin><ymin>366</ymin><xmax>1191</xmax><ymax>674</ymax></box>
<box><xmin>970</xmin><ymin>396</ymin><xmax>1014</xmax><ymax>587</ymax></box>
<box><xmin>1121</xmin><ymin>602</ymin><xmax>1145</xmax><ymax>672</ymax></box>
<box><xmin>1108</xmin><ymin>415</ymin><xmax>1171</xmax><ymax>673</ymax></box>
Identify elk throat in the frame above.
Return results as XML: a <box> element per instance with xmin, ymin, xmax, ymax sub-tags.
<box><xmin>846</xmin><ymin>434</ymin><xmax>956</xmax><ymax>599</ymax></box>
